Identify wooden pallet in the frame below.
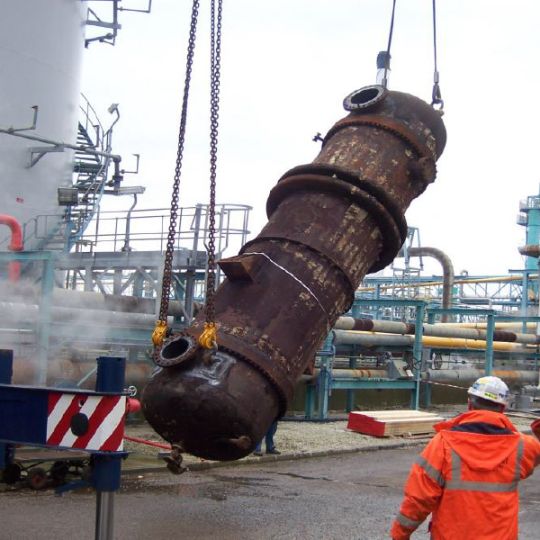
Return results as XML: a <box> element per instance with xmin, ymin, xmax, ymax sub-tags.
<box><xmin>347</xmin><ymin>410</ymin><xmax>444</xmax><ymax>437</ymax></box>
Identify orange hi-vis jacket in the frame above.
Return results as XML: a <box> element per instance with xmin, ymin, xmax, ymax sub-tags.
<box><xmin>391</xmin><ymin>410</ymin><xmax>540</xmax><ymax>540</ymax></box>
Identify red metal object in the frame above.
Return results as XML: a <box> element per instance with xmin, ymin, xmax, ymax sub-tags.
<box><xmin>142</xmin><ymin>85</ymin><xmax>447</xmax><ymax>461</ymax></box>
<box><xmin>0</xmin><ymin>214</ymin><xmax>23</xmax><ymax>282</ymax></box>
<box><xmin>126</xmin><ymin>398</ymin><xmax>141</xmax><ymax>415</ymax></box>
<box><xmin>123</xmin><ymin>435</ymin><xmax>171</xmax><ymax>451</ymax></box>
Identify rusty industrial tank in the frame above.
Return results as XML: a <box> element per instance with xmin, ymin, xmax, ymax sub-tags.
<box><xmin>142</xmin><ymin>84</ymin><xmax>446</xmax><ymax>461</ymax></box>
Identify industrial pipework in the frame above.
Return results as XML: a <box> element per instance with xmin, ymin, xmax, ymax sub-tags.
<box><xmin>142</xmin><ymin>84</ymin><xmax>447</xmax><ymax>461</ymax></box>
<box><xmin>405</xmin><ymin>246</ymin><xmax>454</xmax><ymax>321</ymax></box>
<box><xmin>335</xmin><ymin>316</ymin><xmax>540</xmax><ymax>344</ymax></box>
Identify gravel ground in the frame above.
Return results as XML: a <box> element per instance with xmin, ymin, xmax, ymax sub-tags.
<box><xmin>125</xmin><ymin>419</ymin><xmax>418</xmax><ymax>456</ymax></box>
<box><xmin>123</xmin><ymin>407</ymin><xmax>538</xmax><ymax>470</ymax></box>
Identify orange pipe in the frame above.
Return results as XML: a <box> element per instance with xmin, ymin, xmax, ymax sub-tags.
<box><xmin>0</xmin><ymin>214</ymin><xmax>23</xmax><ymax>282</ymax></box>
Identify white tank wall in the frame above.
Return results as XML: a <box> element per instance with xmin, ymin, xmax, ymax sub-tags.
<box><xmin>0</xmin><ymin>0</ymin><xmax>85</xmax><ymax>249</ymax></box>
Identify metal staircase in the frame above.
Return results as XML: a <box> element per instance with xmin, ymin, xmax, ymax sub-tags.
<box><xmin>22</xmin><ymin>97</ymin><xmax>116</xmax><ymax>253</ymax></box>
<box><xmin>69</xmin><ymin>120</ymin><xmax>111</xmax><ymax>249</ymax></box>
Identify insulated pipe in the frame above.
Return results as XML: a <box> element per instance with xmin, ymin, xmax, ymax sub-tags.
<box><xmin>142</xmin><ymin>85</ymin><xmax>446</xmax><ymax>461</ymax></box>
<box><xmin>424</xmin><ymin>368</ymin><xmax>538</xmax><ymax>387</ymax></box>
<box><xmin>0</xmin><ymin>214</ymin><xmax>23</xmax><ymax>281</ymax></box>
<box><xmin>433</xmin><ymin>322</ymin><xmax>537</xmax><ymax>330</ymax></box>
<box><xmin>1</xmin><ymin>283</ymin><xmax>186</xmax><ymax>317</ymax></box>
<box><xmin>406</xmin><ymin>247</ymin><xmax>454</xmax><ymax>322</ymax></box>
<box><xmin>334</xmin><ymin>329</ymin><xmax>534</xmax><ymax>353</ymax></box>
<box><xmin>10</xmin><ymin>357</ymin><xmax>152</xmax><ymax>388</ymax></box>
<box><xmin>0</xmin><ymin>301</ymin><xmax>173</xmax><ymax>328</ymax></box>
<box><xmin>313</xmin><ymin>368</ymin><xmax>386</xmax><ymax>379</ymax></box>
<box><xmin>51</xmin><ymin>289</ymin><xmax>187</xmax><ymax>317</ymax></box>
<box><xmin>335</xmin><ymin>316</ymin><xmax>540</xmax><ymax>344</ymax></box>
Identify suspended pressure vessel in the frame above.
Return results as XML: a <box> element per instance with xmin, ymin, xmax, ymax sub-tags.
<box><xmin>143</xmin><ymin>85</ymin><xmax>447</xmax><ymax>461</ymax></box>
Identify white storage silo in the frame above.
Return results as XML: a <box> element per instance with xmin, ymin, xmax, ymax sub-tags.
<box><xmin>0</xmin><ymin>0</ymin><xmax>86</xmax><ymax>250</ymax></box>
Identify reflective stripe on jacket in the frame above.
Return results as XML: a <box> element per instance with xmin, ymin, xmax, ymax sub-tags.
<box><xmin>390</xmin><ymin>410</ymin><xmax>540</xmax><ymax>540</ymax></box>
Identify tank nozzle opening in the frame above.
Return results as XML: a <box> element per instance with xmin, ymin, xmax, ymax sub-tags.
<box><xmin>343</xmin><ymin>85</ymin><xmax>387</xmax><ymax>112</ymax></box>
<box><xmin>157</xmin><ymin>335</ymin><xmax>198</xmax><ymax>367</ymax></box>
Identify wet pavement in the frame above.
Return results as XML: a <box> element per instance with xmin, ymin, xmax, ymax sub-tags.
<box><xmin>1</xmin><ymin>446</ymin><xmax>539</xmax><ymax>539</ymax></box>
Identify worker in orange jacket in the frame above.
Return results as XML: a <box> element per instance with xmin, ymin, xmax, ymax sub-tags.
<box><xmin>391</xmin><ymin>376</ymin><xmax>540</xmax><ymax>540</ymax></box>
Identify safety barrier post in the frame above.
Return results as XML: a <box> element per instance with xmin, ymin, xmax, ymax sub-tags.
<box><xmin>316</xmin><ymin>334</ymin><xmax>335</xmax><ymax>420</ymax></box>
<box><xmin>485</xmin><ymin>314</ymin><xmax>495</xmax><ymax>376</ymax></box>
<box><xmin>346</xmin><ymin>355</ymin><xmax>357</xmax><ymax>413</ymax></box>
<box><xmin>0</xmin><ymin>349</ymin><xmax>13</xmax><ymax>470</ymax></box>
<box><xmin>412</xmin><ymin>304</ymin><xmax>426</xmax><ymax>410</ymax></box>
<box><xmin>93</xmin><ymin>356</ymin><xmax>126</xmax><ymax>540</ymax></box>
<box><xmin>0</xmin><ymin>352</ymin><xmax>128</xmax><ymax>539</ymax></box>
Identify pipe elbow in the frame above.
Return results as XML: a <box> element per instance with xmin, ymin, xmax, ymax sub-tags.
<box><xmin>0</xmin><ymin>215</ymin><xmax>23</xmax><ymax>251</ymax></box>
<box><xmin>408</xmin><ymin>247</ymin><xmax>454</xmax><ymax>281</ymax></box>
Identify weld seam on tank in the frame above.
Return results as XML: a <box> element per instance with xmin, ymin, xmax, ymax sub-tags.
<box><xmin>241</xmin><ymin>235</ymin><xmax>359</xmax><ymax>308</ymax></box>
<box><xmin>241</xmin><ymin>251</ymin><xmax>330</xmax><ymax>319</ymax></box>
<box><xmin>181</xmin><ymin>323</ymin><xmax>294</xmax><ymax>412</ymax></box>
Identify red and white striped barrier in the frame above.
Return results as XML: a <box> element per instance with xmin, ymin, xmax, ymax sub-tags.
<box><xmin>47</xmin><ymin>392</ymin><xmax>127</xmax><ymax>451</ymax></box>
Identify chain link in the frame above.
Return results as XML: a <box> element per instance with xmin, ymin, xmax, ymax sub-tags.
<box><xmin>157</xmin><ymin>0</ymin><xmax>200</xmax><ymax>328</ymax></box>
<box><xmin>205</xmin><ymin>0</ymin><xmax>223</xmax><ymax>326</ymax></box>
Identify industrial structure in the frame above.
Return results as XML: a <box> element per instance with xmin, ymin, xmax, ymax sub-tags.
<box><xmin>0</xmin><ymin>1</ymin><xmax>250</xmax><ymax>390</ymax></box>
<box><xmin>1</xmin><ymin>0</ymin><xmax>540</xmax><ymax>472</ymax></box>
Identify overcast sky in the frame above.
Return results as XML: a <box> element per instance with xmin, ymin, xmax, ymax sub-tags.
<box><xmin>81</xmin><ymin>0</ymin><xmax>540</xmax><ymax>276</ymax></box>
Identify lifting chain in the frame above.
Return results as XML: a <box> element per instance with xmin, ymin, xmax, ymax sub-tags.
<box><xmin>152</xmin><ymin>0</ymin><xmax>200</xmax><ymax>349</ymax></box>
<box><xmin>198</xmin><ymin>0</ymin><xmax>223</xmax><ymax>352</ymax></box>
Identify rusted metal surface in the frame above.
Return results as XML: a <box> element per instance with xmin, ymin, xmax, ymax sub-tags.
<box><xmin>313</xmin><ymin>368</ymin><xmax>387</xmax><ymax>379</ymax></box>
<box><xmin>519</xmin><ymin>244</ymin><xmax>540</xmax><ymax>258</ymax></box>
<box><xmin>142</xmin><ymin>85</ymin><xmax>446</xmax><ymax>461</ymax></box>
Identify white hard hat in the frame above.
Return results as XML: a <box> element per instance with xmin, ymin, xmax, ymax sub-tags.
<box><xmin>468</xmin><ymin>376</ymin><xmax>510</xmax><ymax>406</ymax></box>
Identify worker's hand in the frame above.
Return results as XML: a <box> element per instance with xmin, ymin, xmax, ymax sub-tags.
<box><xmin>530</xmin><ymin>419</ymin><xmax>540</xmax><ymax>441</ymax></box>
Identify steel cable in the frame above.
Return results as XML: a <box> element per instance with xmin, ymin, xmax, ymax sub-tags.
<box><xmin>382</xmin><ymin>0</ymin><xmax>397</xmax><ymax>88</ymax></box>
<box><xmin>431</xmin><ymin>0</ymin><xmax>444</xmax><ymax>110</ymax></box>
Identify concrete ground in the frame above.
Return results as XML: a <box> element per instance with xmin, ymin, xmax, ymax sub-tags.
<box><xmin>1</xmin><ymin>446</ymin><xmax>540</xmax><ymax>539</ymax></box>
<box><xmin>1</xmin><ymin>413</ymin><xmax>539</xmax><ymax>539</ymax></box>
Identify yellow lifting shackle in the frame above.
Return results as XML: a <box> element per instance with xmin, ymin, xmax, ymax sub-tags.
<box><xmin>198</xmin><ymin>321</ymin><xmax>218</xmax><ymax>350</ymax></box>
<box><xmin>152</xmin><ymin>320</ymin><xmax>168</xmax><ymax>348</ymax></box>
